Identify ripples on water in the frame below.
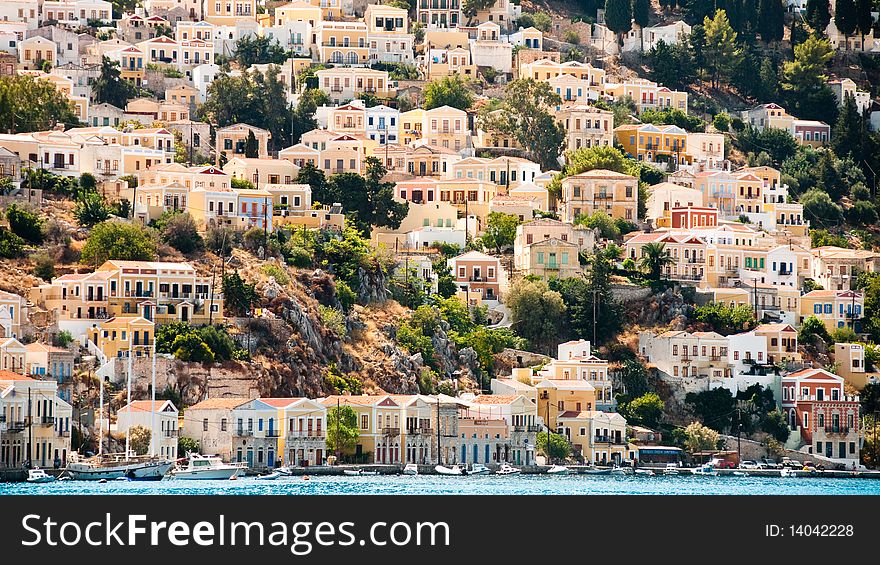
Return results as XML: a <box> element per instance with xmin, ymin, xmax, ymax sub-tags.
<box><xmin>3</xmin><ymin>474</ymin><xmax>880</xmax><ymax>495</ymax></box>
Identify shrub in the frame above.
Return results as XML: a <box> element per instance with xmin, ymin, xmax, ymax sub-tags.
<box><xmin>335</xmin><ymin>280</ymin><xmax>356</xmax><ymax>311</ymax></box>
<box><xmin>32</xmin><ymin>252</ymin><xmax>55</xmax><ymax>281</ymax></box>
<box><xmin>160</xmin><ymin>212</ymin><xmax>204</xmax><ymax>254</ymax></box>
<box><xmin>6</xmin><ymin>204</ymin><xmax>43</xmax><ymax>244</ymax></box>
<box><xmin>74</xmin><ymin>193</ymin><xmax>112</xmax><ymax>227</ymax></box>
<box><xmin>712</xmin><ymin>112</ymin><xmax>731</xmax><ymax>132</ymax></box>
<box><xmin>563</xmin><ymin>29</ymin><xmax>580</xmax><ymax>44</ymax></box>
<box><xmin>0</xmin><ymin>228</ymin><xmax>25</xmax><ymax>258</ymax></box>
<box><xmin>319</xmin><ymin>305</ymin><xmax>347</xmax><ymax>337</ymax></box>
<box><xmin>260</xmin><ymin>263</ymin><xmax>290</xmax><ymax>285</ymax></box>
<box><xmin>81</xmin><ymin>222</ymin><xmax>157</xmax><ymax>265</ymax></box>
<box><xmin>286</xmin><ymin>245</ymin><xmax>313</xmax><ymax>268</ymax></box>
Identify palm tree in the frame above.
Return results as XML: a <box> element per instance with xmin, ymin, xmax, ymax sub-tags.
<box><xmin>639</xmin><ymin>242</ymin><xmax>675</xmax><ymax>281</ymax></box>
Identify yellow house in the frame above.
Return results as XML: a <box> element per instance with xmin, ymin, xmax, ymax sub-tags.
<box><xmin>536</xmin><ymin>379</ymin><xmax>597</xmax><ymax>430</ymax></box>
<box><xmin>216</xmin><ymin>123</ymin><xmax>271</xmax><ymax>164</ymax></box>
<box><xmin>88</xmin><ymin>316</ymin><xmax>154</xmax><ymax>361</ymax></box>
<box><xmin>0</xmin><ymin>337</ymin><xmax>26</xmax><ymax>375</ymax></box>
<box><xmin>320</xmin><ymin>395</ymin><xmax>409</xmax><ymax>464</ymax></box>
<box><xmin>399</xmin><ymin>108</ymin><xmax>425</xmax><ymax>146</ymax></box>
<box><xmin>275</xmin><ymin>1</ymin><xmax>322</xmax><ymax>26</ymax></box>
<box><xmin>557</xmin><ymin>410</ymin><xmax>628</xmax><ymax>465</ymax></box>
<box><xmin>559</xmin><ymin>168</ymin><xmax>639</xmax><ymax>223</ymax></box>
<box><xmin>519</xmin><ymin>59</ymin><xmax>606</xmax><ymax>89</ymax></box>
<box><xmin>603</xmin><ymin>78</ymin><xmax>688</xmax><ymax>113</ymax></box>
<box><xmin>205</xmin><ymin>0</ymin><xmax>256</xmax><ymax>24</ymax></box>
<box><xmin>315</xmin><ymin>67</ymin><xmax>395</xmax><ymax>104</ymax></box>
<box><xmin>615</xmin><ymin>124</ymin><xmax>692</xmax><ymax>167</ymax></box>
<box><xmin>223</xmin><ymin>157</ymin><xmax>300</xmax><ymax>188</ymax></box>
<box><xmin>316</xmin><ymin>21</ymin><xmax>369</xmax><ymax>65</ymax></box>
<box><xmin>118</xmin><ymin>46</ymin><xmax>146</xmax><ymax>86</ymax></box>
<box><xmin>799</xmin><ymin>290</ymin><xmax>864</xmax><ymax>333</ymax></box>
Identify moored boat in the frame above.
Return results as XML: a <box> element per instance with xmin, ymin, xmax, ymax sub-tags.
<box><xmin>634</xmin><ymin>469</ymin><xmax>655</xmax><ymax>477</ymax></box>
<box><xmin>547</xmin><ymin>465</ymin><xmax>570</xmax><ymax>475</ymax></box>
<box><xmin>255</xmin><ymin>471</ymin><xmax>282</xmax><ymax>480</ymax></box>
<box><xmin>467</xmin><ymin>463</ymin><xmax>491</xmax><ymax>475</ymax></box>
<box><xmin>66</xmin><ymin>453</ymin><xmax>174</xmax><ymax>481</ymax></box>
<box><xmin>496</xmin><ymin>464</ymin><xmax>521</xmax><ymax>475</ymax></box>
<box><xmin>435</xmin><ymin>464</ymin><xmax>463</xmax><ymax>475</ymax></box>
<box><xmin>402</xmin><ymin>463</ymin><xmax>419</xmax><ymax>475</ymax></box>
<box><xmin>26</xmin><ymin>468</ymin><xmax>56</xmax><ymax>483</ymax></box>
<box><xmin>168</xmin><ymin>453</ymin><xmax>245</xmax><ymax>480</ymax></box>
<box><xmin>610</xmin><ymin>466</ymin><xmax>634</xmax><ymax>475</ymax></box>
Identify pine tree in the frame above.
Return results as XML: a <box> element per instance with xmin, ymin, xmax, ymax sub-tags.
<box><xmin>832</xmin><ymin>93</ymin><xmax>863</xmax><ymax>160</ymax></box>
<box><xmin>633</xmin><ymin>0</ymin><xmax>651</xmax><ymax>51</ymax></box>
<box><xmin>605</xmin><ymin>0</ymin><xmax>633</xmax><ymax>44</ymax></box>
<box><xmin>704</xmin><ymin>9</ymin><xmax>743</xmax><ymax>88</ymax></box>
<box><xmin>726</xmin><ymin>0</ymin><xmax>743</xmax><ymax>33</ymax></box>
<box><xmin>758</xmin><ymin>0</ymin><xmax>784</xmax><ymax>43</ymax></box>
<box><xmin>805</xmin><ymin>0</ymin><xmax>831</xmax><ymax>33</ymax></box>
<box><xmin>835</xmin><ymin>0</ymin><xmax>858</xmax><ymax>45</ymax></box>
<box><xmin>740</xmin><ymin>0</ymin><xmax>758</xmax><ymax>37</ymax></box>
<box><xmin>690</xmin><ymin>24</ymin><xmax>707</xmax><ymax>82</ymax></box>
<box><xmin>244</xmin><ymin>130</ymin><xmax>258</xmax><ymax>158</ymax></box>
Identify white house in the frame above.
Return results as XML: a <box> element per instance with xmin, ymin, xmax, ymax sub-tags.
<box><xmin>116</xmin><ymin>399</ymin><xmax>179</xmax><ymax>460</ymax></box>
<box><xmin>365</xmin><ymin>104</ymin><xmax>399</xmax><ymax>144</ymax></box>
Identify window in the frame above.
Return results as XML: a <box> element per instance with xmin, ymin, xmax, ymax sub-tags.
<box><xmin>221</xmin><ymin>418</ymin><xmax>227</xmax><ymax>432</ymax></box>
<box><xmin>203</xmin><ymin>419</ymin><xmax>209</xmax><ymax>431</ymax></box>
<box><xmin>361</xmin><ymin>414</ymin><xmax>368</xmax><ymax>429</ymax></box>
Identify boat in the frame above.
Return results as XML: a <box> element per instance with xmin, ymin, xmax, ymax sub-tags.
<box><xmin>26</xmin><ymin>468</ymin><xmax>56</xmax><ymax>483</ymax></box>
<box><xmin>663</xmin><ymin>463</ymin><xmax>681</xmax><ymax>476</ymax></box>
<box><xmin>780</xmin><ymin>467</ymin><xmax>794</xmax><ymax>477</ymax></box>
<box><xmin>276</xmin><ymin>466</ymin><xmax>293</xmax><ymax>476</ymax></box>
<box><xmin>402</xmin><ymin>463</ymin><xmax>419</xmax><ymax>476</ymax></box>
<box><xmin>496</xmin><ymin>464</ymin><xmax>521</xmax><ymax>475</ymax></box>
<box><xmin>168</xmin><ymin>453</ymin><xmax>246</xmax><ymax>480</ymax></box>
<box><xmin>634</xmin><ymin>469</ymin><xmax>655</xmax><ymax>477</ymax></box>
<box><xmin>343</xmin><ymin>469</ymin><xmax>363</xmax><ymax>476</ymax></box>
<box><xmin>547</xmin><ymin>465</ymin><xmax>570</xmax><ymax>475</ymax></box>
<box><xmin>732</xmin><ymin>471</ymin><xmax>749</xmax><ymax>477</ymax></box>
<box><xmin>255</xmin><ymin>471</ymin><xmax>281</xmax><ymax>480</ymax></box>
<box><xmin>467</xmin><ymin>463</ymin><xmax>491</xmax><ymax>475</ymax></box>
<box><xmin>610</xmin><ymin>466</ymin><xmax>634</xmax><ymax>475</ymax></box>
<box><xmin>691</xmin><ymin>464</ymin><xmax>718</xmax><ymax>476</ymax></box>
<box><xmin>580</xmin><ymin>467</ymin><xmax>612</xmax><ymax>475</ymax></box>
<box><xmin>435</xmin><ymin>464</ymin><xmax>463</xmax><ymax>476</ymax></box>
<box><xmin>361</xmin><ymin>470</ymin><xmax>379</xmax><ymax>476</ymax></box>
<box><xmin>66</xmin><ymin>453</ymin><xmax>174</xmax><ymax>481</ymax></box>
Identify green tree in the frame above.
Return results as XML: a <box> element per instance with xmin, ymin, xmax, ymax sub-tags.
<box><xmin>685</xmin><ymin>388</ymin><xmax>735</xmax><ymax>431</ymax></box>
<box><xmin>506</xmin><ymin>278</ymin><xmax>566</xmax><ymax>355</ymax></box>
<box><xmin>243</xmin><ymin>129</ymin><xmax>258</xmax><ymax>158</ymax></box>
<box><xmin>462</xmin><ymin>0</ymin><xmax>497</xmax><ymax>20</ymax></box>
<box><xmin>781</xmin><ymin>35</ymin><xmax>833</xmax><ymax>93</ymax></box>
<box><xmin>639</xmin><ymin>107</ymin><xmax>706</xmax><ymax>132</ymax></box>
<box><xmin>832</xmin><ymin>93</ymin><xmax>863</xmax><ymax>161</ymax></box>
<box><xmin>32</xmin><ymin>252</ymin><xmax>55</xmax><ymax>281</ymax></box>
<box><xmin>5</xmin><ymin>203</ymin><xmax>43</xmax><ymax>244</ymax></box>
<box><xmin>550</xmin><ymin>252</ymin><xmax>621</xmax><ymax>344</ymax></box>
<box><xmin>683</xmin><ymin>421</ymin><xmax>721</xmax><ymax>453</ymax></box>
<box><xmin>693</xmin><ymin>302</ymin><xmax>756</xmax><ymax>334</ymax></box>
<box><xmin>800</xmin><ymin>187</ymin><xmax>843</xmax><ymax>226</ymax></box>
<box><xmin>81</xmin><ymin>222</ymin><xmax>156</xmax><ymax>265</ymax></box>
<box><xmin>713</xmin><ymin>112</ymin><xmax>731</xmax><ymax>132</ymax></box>
<box><xmin>0</xmin><ymin>229</ymin><xmax>25</xmax><ymax>259</ymax></box>
<box><xmin>73</xmin><ymin>192</ymin><xmax>112</xmax><ymax>227</ymax></box>
<box><xmin>478</xmin><ymin>79</ymin><xmax>566</xmax><ymax>170</ymax></box>
<box><xmin>619</xmin><ymin>359</ymin><xmax>650</xmax><ymax>398</ymax></box>
<box><xmin>536</xmin><ymin>431</ymin><xmax>572</xmax><ymax>462</ymax></box>
<box><xmin>626</xmin><ymin>392</ymin><xmax>664</xmax><ymax>428</ymax></box>
<box><xmin>0</xmin><ymin>74</ymin><xmax>79</xmax><ymax>132</ymax></box>
<box><xmin>856</xmin><ymin>0</ymin><xmax>872</xmax><ymax>41</ymax></box>
<box><xmin>324</xmin><ymin>157</ymin><xmax>408</xmax><ymax>233</ymax></box>
<box><xmin>799</xmin><ymin>314</ymin><xmax>831</xmax><ymax>345</ymax></box>
<box><xmin>93</xmin><ymin>57</ymin><xmax>137</xmax><ymax>109</ymax></box>
<box><xmin>703</xmin><ymin>9</ymin><xmax>742</xmax><ymax>88</ymax></box>
<box><xmin>605</xmin><ymin>0</ymin><xmax>633</xmax><ymax>44</ymax></box>
<box><xmin>129</xmin><ymin>425</ymin><xmax>152</xmax><ymax>456</ymax></box>
<box><xmin>326</xmin><ymin>405</ymin><xmax>360</xmax><ymax>457</ymax></box>
<box><xmin>178</xmin><ymin>436</ymin><xmax>200</xmax><ymax>456</ymax></box>
<box><xmin>834</xmin><ymin>0</ymin><xmax>858</xmax><ymax>41</ymax></box>
<box><xmin>632</xmin><ymin>0</ymin><xmax>651</xmax><ymax>50</ymax></box>
<box><xmin>762</xmin><ymin>409</ymin><xmax>791</xmax><ymax>443</ymax></box>
<box><xmin>160</xmin><ymin>212</ymin><xmax>204</xmax><ymax>254</ymax></box>
<box><xmin>222</xmin><ymin>272</ymin><xmax>258</xmax><ymax>316</ymax></box>
<box><xmin>172</xmin><ymin>332</ymin><xmax>215</xmax><ymax>363</ymax></box>
<box><xmin>233</xmin><ymin>35</ymin><xmax>288</xmax><ymax>67</ymax></box>
<box><xmin>647</xmin><ymin>40</ymin><xmax>696</xmax><ymax>90</ymax></box>
<box><xmin>638</xmin><ymin>242</ymin><xmax>675</xmax><ymax>281</ymax></box>
<box><xmin>423</xmin><ymin>75</ymin><xmax>473</xmax><ymax>110</ymax></box>
<box><xmin>758</xmin><ymin>0</ymin><xmax>785</xmax><ymax>43</ymax></box>
<box><xmin>481</xmin><ymin>212</ymin><xmax>521</xmax><ymax>253</ymax></box>
<box><xmin>574</xmin><ymin>211</ymin><xmax>621</xmax><ymax>240</ymax></box>
<box><xmin>805</xmin><ymin>0</ymin><xmax>831</xmax><ymax>32</ymax></box>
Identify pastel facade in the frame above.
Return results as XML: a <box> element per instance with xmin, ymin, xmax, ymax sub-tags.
<box><xmin>448</xmin><ymin>250</ymin><xmax>503</xmax><ymax>302</ymax></box>
<box><xmin>0</xmin><ymin>372</ymin><xmax>73</xmax><ymax>469</ymax></box>
<box><xmin>116</xmin><ymin>399</ymin><xmax>179</xmax><ymax>459</ymax></box>
<box><xmin>559</xmin><ymin>169</ymin><xmax>639</xmax><ymax>223</ymax></box>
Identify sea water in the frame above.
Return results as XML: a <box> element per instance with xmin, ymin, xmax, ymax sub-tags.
<box><xmin>3</xmin><ymin>474</ymin><xmax>880</xmax><ymax>495</ymax></box>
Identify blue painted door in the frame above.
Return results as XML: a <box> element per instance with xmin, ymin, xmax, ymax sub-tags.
<box><xmin>473</xmin><ymin>444</ymin><xmax>478</xmax><ymax>463</ymax></box>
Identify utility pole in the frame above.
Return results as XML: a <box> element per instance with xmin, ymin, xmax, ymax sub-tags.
<box><xmin>753</xmin><ymin>278</ymin><xmax>758</xmax><ymax>322</ymax></box>
<box><xmin>736</xmin><ymin>407</ymin><xmax>742</xmax><ymax>464</ymax></box>
<box><xmin>436</xmin><ymin>396</ymin><xmax>441</xmax><ymax>465</ymax></box>
<box><xmin>27</xmin><ymin>387</ymin><xmax>32</xmax><ymax>468</ymax></box>
<box><xmin>335</xmin><ymin>398</ymin><xmax>340</xmax><ymax>464</ymax></box>
<box><xmin>150</xmin><ymin>339</ymin><xmax>156</xmax><ymax>458</ymax></box>
<box><xmin>592</xmin><ymin>289</ymin><xmax>598</xmax><ymax>346</ymax></box>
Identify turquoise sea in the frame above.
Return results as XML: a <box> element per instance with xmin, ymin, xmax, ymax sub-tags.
<box><xmin>3</xmin><ymin>474</ymin><xmax>880</xmax><ymax>495</ymax></box>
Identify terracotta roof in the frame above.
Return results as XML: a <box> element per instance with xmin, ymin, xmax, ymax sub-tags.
<box><xmin>0</xmin><ymin>371</ymin><xmax>34</xmax><ymax>381</ymax></box>
<box><xmin>119</xmin><ymin>400</ymin><xmax>176</xmax><ymax>413</ymax></box>
<box><xmin>470</xmin><ymin>395</ymin><xmax>521</xmax><ymax>404</ymax></box>
<box><xmin>187</xmin><ymin>398</ymin><xmax>250</xmax><ymax>410</ymax></box>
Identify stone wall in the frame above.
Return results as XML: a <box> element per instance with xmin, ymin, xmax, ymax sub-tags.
<box><xmin>610</xmin><ymin>284</ymin><xmax>652</xmax><ymax>304</ymax></box>
<box><xmin>718</xmin><ymin>434</ymin><xmax>852</xmax><ymax>468</ymax></box>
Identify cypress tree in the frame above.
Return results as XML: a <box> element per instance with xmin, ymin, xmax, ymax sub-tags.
<box><xmin>758</xmin><ymin>0</ymin><xmax>784</xmax><ymax>42</ymax></box>
<box><xmin>605</xmin><ymin>0</ymin><xmax>633</xmax><ymax>44</ymax></box>
<box><xmin>633</xmin><ymin>0</ymin><xmax>651</xmax><ymax>50</ymax></box>
<box><xmin>832</xmin><ymin>93</ymin><xmax>863</xmax><ymax>161</ymax></box>
<box><xmin>856</xmin><ymin>0</ymin><xmax>873</xmax><ymax>42</ymax></box>
<box><xmin>805</xmin><ymin>0</ymin><xmax>831</xmax><ymax>33</ymax></box>
<box><xmin>835</xmin><ymin>0</ymin><xmax>858</xmax><ymax>43</ymax></box>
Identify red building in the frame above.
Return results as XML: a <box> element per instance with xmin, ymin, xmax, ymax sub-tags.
<box><xmin>781</xmin><ymin>368</ymin><xmax>861</xmax><ymax>464</ymax></box>
<box><xmin>670</xmin><ymin>206</ymin><xmax>718</xmax><ymax>229</ymax></box>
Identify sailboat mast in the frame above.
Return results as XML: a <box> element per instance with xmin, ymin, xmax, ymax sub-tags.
<box><xmin>99</xmin><ymin>372</ymin><xmax>103</xmax><ymax>456</ymax></box>
<box><xmin>125</xmin><ymin>339</ymin><xmax>133</xmax><ymax>457</ymax></box>
<box><xmin>150</xmin><ymin>339</ymin><xmax>156</xmax><ymax>458</ymax></box>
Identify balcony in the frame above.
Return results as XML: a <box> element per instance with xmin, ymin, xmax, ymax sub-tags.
<box><xmin>236</xmin><ymin>429</ymin><xmax>254</xmax><ymax>437</ymax></box>
<box><xmin>821</xmin><ymin>426</ymin><xmax>850</xmax><ymax>435</ymax></box>
<box><xmin>287</xmin><ymin>430</ymin><xmax>324</xmax><ymax>439</ymax></box>
<box><xmin>383</xmin><ymin>427</ymin><xmax>400</xmax><ymax>437</ymax></box>
<box><xmin>330</xmin><ymin>86</ymin><xmax>344</xmax><ymax>93</ymax></box>
<box><xmin>593</xmin><ymin>435</ymin><xmax>625</xmax><ymax>445</ymax></box>
<box><xmin>162</xmin><ymin>429</ymin><xmax>178</xmax><ymax>438</ymax></box>
<box><xmin>406</xmin><ymin>427</ymin><xmax>432</xmax><ymax>435</ymax></box>
<box><xmin>40</xmin><ymin>416</ymin><xmax>54</xmax><ymax>426</ymax></box>
<box><xmin>266</xmin><ymin>430</ymin><xmax>281</xmax><ymax>438</ymax></box>
<box><xmin>593</xmin><ymin>193</ymin><xmax>613</xmax><ymax>199</ymax></box>
<box><xmin>58</xmin><ymin>429</ymin><xmax>70</xmax><ymax>437</ymax></box>
<box><xmin>6</xmin><ymin>420</ymin><xmax>26</xmax><ymax>433</ymax></box>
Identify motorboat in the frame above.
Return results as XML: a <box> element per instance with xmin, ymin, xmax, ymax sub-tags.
<box><xmin>634</xmin><ymin>469</ymin><xmax>655</xmax><ymax>477</ymax></box>
<box><xmin>496</xmin><ymin>464</ymin><xmax>521</xmax><ymax>475</ymax></box>
<box><xmin>691</xmin><ymin>464</ymin><xmax>718</xmax><ymax>476</ymax></box>
<box><xmin>255</xmin><ymin>471</ymin><xmax>282</xmax><ymax>480</ymax></box>
<box><xmin>26</xmin><ymin>468</ymin><xmax>56</xmax><ymax>483</ymax></box>
<box><xmin>732</xmin><ymin>471</ymin><xmax>749</xmax><ymax>477</ymax></box>
<box><xmin>610</xmin><ymin>466</ymin><xmax>634</xmax><ymax>475</ymax></box>
<box><xmin>66</xmin><ymin>453</ymin><xmax>174</xmax><ymax>481</ymax></box>
<box><xmin>580</xmin><ymin>467</ymin><xmax>612</xmax><ymax>475</ymax></box>
<box><xmin>663</xmin><ymin>463</ymin><xmax>681</xmax><ymax>476</ymax></box>
<box><xmin>467</xmin><ymin>463</ymin><xmax>491</xmax><ymax>475</ymax></box>
<box><xmin>343</xmin><ymin>468</ymin><xmax>379</xmax><ymax>476</ymax></box>
<box><xmin>402</xmin><ymin>463</ymin><xmax>419</xmax><ymax>476</ymax></box>
<box><xmin>276</xmin><ymin>466</ymin><xmax>293</xmax><ymax>476</ymax></box>
<box><xmin>435</xmin><ymin>464</ymin><xmax>463</xmax><ymax>476</ymax></box>
<box><xmin>780</xmin><ymin>467</ymin><xmax>795</xmax><ymax>477</ymax></box>
<box><xmin>547</xmin><ymin>465</ymin><xmax>570</xmax><ymax>475</ymax></box>
<box><xmin>169</xmin><ymin>453</ymin><xmax>246</xmax><ymax>480</ymax></box>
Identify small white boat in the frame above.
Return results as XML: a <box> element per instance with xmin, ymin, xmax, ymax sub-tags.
<box><xmin>26</xmin><ymin>468</ymin><xmax>56</xmax><ymax>483</ymax></box>
<box><xmin>169</xmin><ymin>453</ymin><xmax>245</xmax><ymax>480</ymax></box>
<box><xmin>732</xmin><ymin>471</ymin><xmax>749</xmax><ymax>477</ymax></box>
<box><xmin>361</xmin><ymin>470</ymin><xmax>379</xmax><ymax>476</ymax></box>
<box><xmin>691</xmin><ymin>464</ymin><xmax>718</xmax><ymax>476</ymax></box>
<box><xmin>780</xmin><ymin>467</ymin><xmax>794</xmax><ymax>477</ymax></box>
<box><xmin>635</xmin><ymin>469</ymin><xmax>655</xmax><ymax>477</ymax></box>
<box><xmin>496</xmin><ymin>464</ymin><xmax>521</xmax><ymax>475</ymax></box>
<box><xmin>255</xmin><ymin>471</ymin><xmax>282</xmax><ymax>480</ymax></box>
<box><xmin>610</xmin><ymin>466</ymin><xmax>634</xmax><ymax>475</ymax></box>
<box><xmin>663</xmin><ymin>463</ymin><xmax>681</xmax><ymax>475</ymax></box>
<box><xmin>343</xmin><ymin>469</ymin><xmax>363</xmax><ymax>476</ymax></box>
<box><xmin>547</xmin><ymin>465</ymin><xmax>570</xmax><ymax>475</ymax></box>
<box><xmin>402</xmin><ymin>463</ymin><xmax>419</xmax><ymax>476</ymax></box>
<box><xmin>435</xmin><ymin>464</ymin><xmax>463</xmax><ymax>476</ymax></box>
<box><xmin>467</xmin><ymin>463</ymin><xmax>491</xmax><ymax>475</ymax></box>
<box><xmin>276</xmin><ymin>466</ymin><xmax>293</xmax><ymax>476</ymax></box>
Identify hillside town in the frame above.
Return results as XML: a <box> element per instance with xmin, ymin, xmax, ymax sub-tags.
<box><xmin>1</xmin><ymin>0</ymin><xmax>880</xmax><ymax>481</ymax></box>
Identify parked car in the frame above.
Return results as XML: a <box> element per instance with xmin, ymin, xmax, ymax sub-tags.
<box><xmin>781</xmin><ymin>458</ymin><xmax>803</xmax><ymax>469</ymax></box>
<box><xmin>739</xmin><ymin>460</ymin><xmax>759</xmax><ymax>469</ymax></box>
<box><xmin>711</xmin><ymin>459</ymin><xmax>736</xmax><ymax>469</ymax></box>
<box><xmin>761</xmin><ymin>458</ymin><xmax>781</xmax><ymax>469</ymax></box>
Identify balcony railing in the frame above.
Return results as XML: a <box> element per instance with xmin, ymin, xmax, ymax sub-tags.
<box><xmin>406</xmin><ymin>427</ymin><xmax>433</xmax><ymax>435</ymax></box>
<box><xmin>40</xmin><ymin>416</ymin><xmax>54</xmax><ymax>426</ymax></box>
<box><xmin>820</xmin><ymin>426</ymin><xmax>850</xmax><ymax>435</ymax></box>
<box><xmin>383</xmin><ymin>427</ymin><xmax>400</xmax><ymax>436</ymax></box>
<box><xmin>236</xmin><ymin>429</ymin><xmax>254</xmax><ymax>437</ymax></box>
<box><xmin>6</xmin><ymin>421</ymin><xmax>26</xmax><ymax>433</ymax></box>
<box><xmin>593</xmin><ymin>435</ymin><xmax>625</xmax><ymax>444</ymax></box>
<box><xmin>266</xmin><ymin>430</ymin><xmax>281</xmax><ymax>438</ymax></box>
<box><xmin>287</xmin><ymin>430</ymin><xmax>324</xmax><ymax>438</ymax></box>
